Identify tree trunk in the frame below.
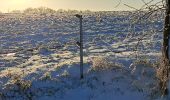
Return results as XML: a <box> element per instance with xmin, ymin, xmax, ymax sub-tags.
<box><xmin>161</xmin><ymin>0</ymin><xmax>170</xmax><ymax>96</ymax></box>
<box><xmin>163</xmin><ymin>0</ymin><xmax>170</xmax><ymax>61</ymax></box>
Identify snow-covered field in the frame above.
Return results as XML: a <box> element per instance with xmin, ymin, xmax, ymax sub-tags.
<box><xmin>0</xmin><ymin>11</ymin><xmax>166</xmax><ymax>100</ymax></box>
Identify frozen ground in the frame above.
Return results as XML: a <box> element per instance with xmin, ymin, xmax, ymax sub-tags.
<box><xmin>0</xmin><ymin>11</ymin><xmax>166</xmax><ymax>100</ymax></box>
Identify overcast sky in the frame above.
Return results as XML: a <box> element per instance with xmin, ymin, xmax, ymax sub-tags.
<box><xmin>0</xmin><ymin>0</ymin><xmax>161</xmax><ymax>12</ymax></box>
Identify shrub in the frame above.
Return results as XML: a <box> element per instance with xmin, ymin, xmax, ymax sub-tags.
<box><xmin>10</xmin><ymin>74</ymin><xmax>32</xmax><ymax>93</ymax></box>
<box><xmin>2</xmin><ymin>74</ymin><xmax>32</xmax><ymax>100</ymax></box>
<box><xmin>91</xmin><ymin>56</ymin><xmax>122</xmax><ymax>71</ymax></box>
<box><xmin>156</xmin><ymin>57</ymin><xmax>169</xmax><ymax>96</ymax></box>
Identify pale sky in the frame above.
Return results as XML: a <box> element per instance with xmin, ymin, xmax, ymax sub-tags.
<box><xmin>0</xmin><ymin>0</ymin><xmax>161</xmax><ymax>12</ymax></box>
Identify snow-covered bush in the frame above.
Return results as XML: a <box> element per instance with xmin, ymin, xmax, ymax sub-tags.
<box><xmin>1</xmin><ymin>74</ymin><xmax>32</xmax><ymax>100</ymax></box>
<box><xmin>91</xmin><ymin>56</ymin><xmax>122</xmax><ymax>71</ymax></box>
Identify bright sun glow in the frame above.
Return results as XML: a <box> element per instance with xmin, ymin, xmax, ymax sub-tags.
<box><xmin>0</xmin><ymin>0</ymin><xmax>160</xmax><ymax>12</ymax></box>
<box><xmin>11</xmin><ymin>0</ymin><xmax>27</xmax><ymax>5</ymax></box>
<box><xmin>2</xmin><ymin>0</ymin><xmax>38</xmax><ymax>11</ymax></box>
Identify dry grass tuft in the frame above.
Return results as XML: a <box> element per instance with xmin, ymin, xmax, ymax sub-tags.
<box><xmin>91</xmin><ymin>56</ymin><xmax>122</xmax><ymax>71</ymax></box>
<box><xmin>6</xmin><ymin>74</ymin><xmax>32</xmax><ymax>92</ymax></box>
<box><xmin>156</xmin><ymin>57</ymin><xmax>169</xmax><ymax>96</ymax></box>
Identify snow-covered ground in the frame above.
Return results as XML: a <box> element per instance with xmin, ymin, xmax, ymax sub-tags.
<box><xmin>0</xmin><ymin>11</ymin><xmax>166</xmax><ymax>100</ymax></box>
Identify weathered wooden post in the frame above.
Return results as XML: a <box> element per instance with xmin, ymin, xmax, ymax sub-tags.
<box><xmin>75</xmin><ymin>14</ymin><xmax>84</xmax><ymax>79</ymax></box>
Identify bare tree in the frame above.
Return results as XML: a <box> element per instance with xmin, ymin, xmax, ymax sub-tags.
<box><xmin>139</xmin><ymin>0</ymin><xmax>170</xmax><ymax>96</ymax></box>
<box><xmin>117</xmin><ymin>0</ymin><xmax>170</xmax><ymax>96</ymax></box>
<box><xmin>160</xmin><ymin>0</ymin><xmax>170</xmax><ymax>96</ymax></box>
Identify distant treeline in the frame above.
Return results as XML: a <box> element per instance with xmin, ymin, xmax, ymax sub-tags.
<box><xmin>5</xmin><ymin>7</ymin><xmax>93</xmax><ymax>14</ymax></box>
<box><xmin>1</xmin><ymin>7</ymin><xmax>136</xmax><ymax>15</ymax></box>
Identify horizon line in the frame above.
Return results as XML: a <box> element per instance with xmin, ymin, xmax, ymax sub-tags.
<box><xmin>0</xmin><ymin>7</ymin><xmax>142</xmax><ymax>13</ymax></box>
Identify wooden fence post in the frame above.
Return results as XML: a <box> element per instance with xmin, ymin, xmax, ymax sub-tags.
<box><xmin>75</xmin><ymin>14</ymin><xmax>84</xmax><ymax>79</ymax></box>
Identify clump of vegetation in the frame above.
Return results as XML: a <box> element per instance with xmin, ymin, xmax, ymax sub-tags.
<box><xmin>13</xmin><ymin>78</ymin><xmax>32</xmax><ymax>94</ymax></box>
<box><xmin>130</xmin><ymin>57</ymin><xmax>156</xmax><ymax>74</ymax></box>
<box><xmin>23</xmin><ymin>7</ymin><xmax>56</xmax><ymax>14</ymax></box>
<box><xmin>61</xmin><ymin>70</ymin><xmax>70</xmax><ymax>77</ymax></box>
<box><xmin>2</xmin><ymin>74</ymin><xmax>33</xmax><ymax>100</ymax></box>
<box><xmin>91</xmin><ymin>56</ymin><xmax>122</xmax><ymax>71</ymax></box>
<box><xmin>41</xmin><ymin>72</ymin><xmax>52</xmax><ymax>80</ymax></box>
<box><xmin>156</xmin><ymin>57</ymin><xmax>169</xmax><ymax>96</ymax></box>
